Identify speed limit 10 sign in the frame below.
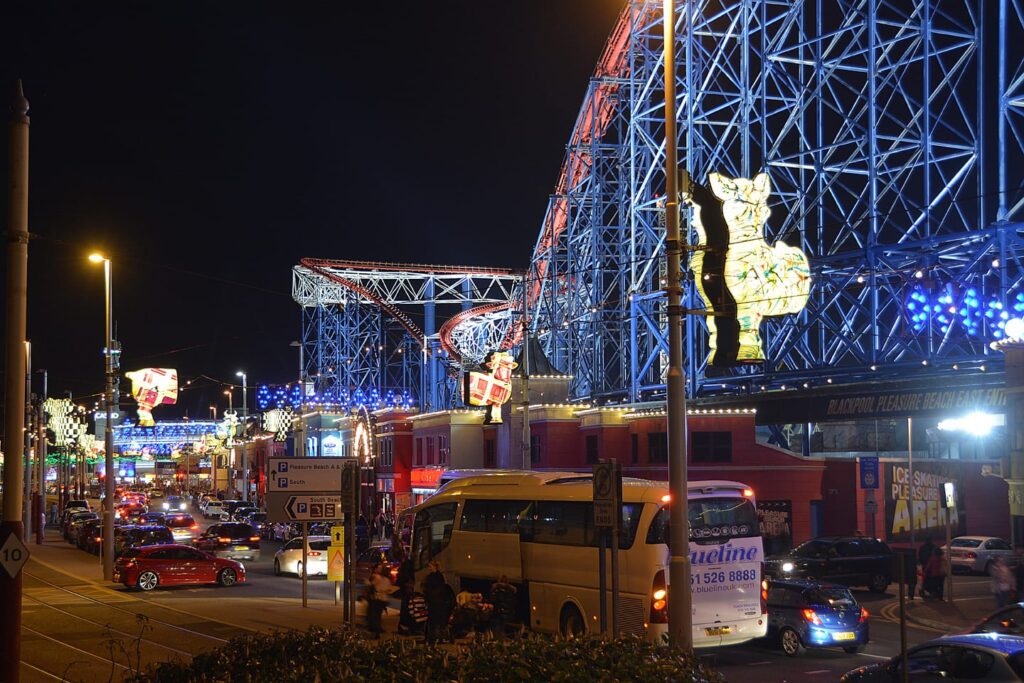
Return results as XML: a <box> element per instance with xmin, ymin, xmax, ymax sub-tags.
<box><xmin>0</xmin><ymin>532</ymin><xmax>29</xmax><ymax>579</ymax></box>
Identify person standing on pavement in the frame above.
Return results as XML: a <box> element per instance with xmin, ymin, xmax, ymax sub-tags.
<box><xmin>490</xmin><ymin>574</ymin><xmax>518</xmax><ymax>640</ymax></box>
<box><xmin>992</xmin><ymin>557</ymin><xmax>1014</xmax><ymax>608</ymax></box>
<box><xmin>424</xmin><ymin>561</ymin><xmax>455</xmax><ymax>645</ymax></box>
<box><xmin>924</xmin><ymin>547</ymin><xmax>947</xmax><ymax>600</ymax></box>
<box><xmin>48</xmin><ymin>502</ymin><xmax>58</xmax><ymax>526</ymax></box>
<box><xmin>917</xmin><ymin>536</ymin><xmax>935</xmax><ymax>598</ymax></box>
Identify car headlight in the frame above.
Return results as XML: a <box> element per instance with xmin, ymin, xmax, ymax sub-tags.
<box><xmin>162</xmin><ymin>503</ymin><xmax>169</xmax><ymax>510</ymax></box>
<box><xmin>782</xmin><ymin>561</ymin><xmax>795</xmax><ymax>573</ymax></box>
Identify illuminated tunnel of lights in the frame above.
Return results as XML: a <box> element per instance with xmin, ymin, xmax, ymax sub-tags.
<box><xmin>294</xmin><ymin>0</ymin><xmax>1024</xmax><ymax>412</ymax></box>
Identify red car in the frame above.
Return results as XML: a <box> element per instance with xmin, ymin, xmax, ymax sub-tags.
<box><xmin>113</xmin><ymin>544</ymin><xmax>245</xmax><ymax>591</ymax></box>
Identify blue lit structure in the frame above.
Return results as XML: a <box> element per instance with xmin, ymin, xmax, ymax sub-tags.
<box><xmin>512</xmin><ymin>0</ymin><xmax>1024</xmax><ymax>401</ymax></box>
<box><xmin>113</xmin><ymin>421</ymin><xmax>220</xmax><ymax>456</ymax></box>
<box><xmin>300</xmin><ymin>1</ymin><xmax>1024</xmax><ymax>407</ymax></box>
<box><xmin>255</xmin><ymin>382</ymin><xmax>416</xmax><ymax>412</ymax></box>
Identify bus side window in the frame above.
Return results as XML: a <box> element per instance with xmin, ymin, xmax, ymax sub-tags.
<box><xmin>412</xmin><ymin>503</ymin><xmax>459</xmax><ymax>570</ymax></box>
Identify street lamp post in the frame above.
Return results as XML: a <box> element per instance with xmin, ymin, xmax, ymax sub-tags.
<box><xmin>89</xmin><ymin>252</ymin><xmax>116</xmax><ymax>582</ymax></box>
<box><xmin>662</xmin><ymin>0</ymin><xmax>693</xmax><ymax>648</ymax></box>
<box><xmin>236</xmin><ymin>371</ymin><xmax>248</xmax><ymax>502</ymax></box>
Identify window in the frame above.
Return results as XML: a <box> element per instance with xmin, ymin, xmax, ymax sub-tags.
<box><xmin>646</xmin><ymin>498</ymin><xmax>759</xmax><ymax>546</ymax></box>
<box><xmin>986</xmin><ymin>539</ymin><xmax>1012</xmax><ymax>551</ymax></box>
<box><xmin>484</xmin><ymin>440</ymin><xmax>496</xmax><ymax>468</ymax></box>
<box><xmin>412</xmin><ymin>503</ymin><xmax>458</xmax><ymax>570</ymax></box>
<box><xmin>145</xmin><ymin>548</ymin><xmax>174</xmax><ymax>560</ymax></box>
<box><xmin>309</xmin><ymin>540</ymin><xmax>330</xmax><ymax>551</ymax></box>
<box><xmin>692</xmin><ymin>431</ymin><xmax>732</xmax><ymax>463</ymax></box>
<box><xmin>586</xmin><ymin>435</ymin><xmax>599</xmax><ymax>464</ymax></box>
<box><xmin>530</xmin><ymin>435</ymin><xmax>541</xmax><ymax>466</ymax></box>
<box><xmin>439</xmin><ymin>435</ymin><xmax>449</xmax><ymax>465</ymax></box>
<box><xmin>520</xmin><ymin>501</ymin><xmax>643</xmax><ymax>549</ymax></box>
<box><xmin>173</xmin><ymin>547</ymin><xmax>207</xmax><ymax>560</ymax></box>
<box><xmin>285</xmin><ymin>538</ymin><xmax>303</xmax><ymax>551</ymax></box>
<box><xmin>427</xmin><ymin>437</ymin><xmax>435</xmax><ymax>465</ymax></box>
<box><xmin>460</xmin><ymin>500</ymin><xmax>530</xmax><ymax>533</ymax></box>
<box><xmin>415</xmin><ymin>438</ymin><xmax>423</xmax><ymax>466</ymax></box>
<box><xmin>648</xmin><ymin>432</ymin><xmax>668</xmax><ymax>464</ymax></box>
<box><xmin>631</xmin><ymin>434</ymin><xmax>638</xmax><ymax>464</ymax></box>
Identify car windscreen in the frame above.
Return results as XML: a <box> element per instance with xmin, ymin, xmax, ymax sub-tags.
<box><xmin>309</xmin><ymin>540</ymin><xmax>330</xmax><ymax>551</ymax></box>
<box><xmin>791</xmin><ymin>540</ymin><xmax>832</xmax><ymax>558</ymax></box>
<box><xmin>646</xmin><ymin>497</ymin><xmax>758</xmax><ymax>546</ymax></box>
<box><xmin>165</xmin><ymin>516</ymin><xmax>195</xmax><ymax>528</ymax></box>
<box><xmin>950</xmin><ymin>538</ymin><xmax>983</xmax><ymax>548</ymax></box>
<box><xmin>806</xmin><ymin>587</ymin><xmax>857</xmax><ymax>607</ymax></box>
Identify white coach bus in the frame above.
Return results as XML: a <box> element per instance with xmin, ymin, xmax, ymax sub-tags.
<box><xmin>405</xmin><ymin>471</ymin><xmax>767</xmax><ymax>647</ymax></box>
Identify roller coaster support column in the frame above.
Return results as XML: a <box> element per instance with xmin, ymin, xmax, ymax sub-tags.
<box><xmin>1000</xmin><ymin>342</ymin><xmax>1024</xmax><ymax>548</ymax></box>
<box><xmin>663</xmin><ymin>0</ymin><xmax>692</xmax><ymax>649</ymax></box>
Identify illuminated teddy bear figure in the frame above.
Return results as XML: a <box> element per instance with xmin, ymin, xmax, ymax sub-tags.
<box><xmin>685</xmin><ymin>171</ymin><xmax>810</xmax><ymax>366</ymax></box>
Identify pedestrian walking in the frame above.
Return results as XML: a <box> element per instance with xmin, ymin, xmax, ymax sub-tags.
<box><xmin>490</xmin><ymin>574</ymin><xmax>518</xmax><ymax>640</ymax></box>
<box><xmin>424</xmin><ymin>561</ymin><xmax>455</xmax><ymax>645</ymax></box>
<box><xmin>992</xmin><ymin>557</ymin><xmax>1014</xmax><ymax>608</ymax></box>
<box><xmin>48</xmin><ymin>502</ymin><xmax>58</xmax><ymax>526</ymax></box>
<box><xmin>367</xmin><ymin>563</ymin><xmax>393</xmax><ymax>638</ymax></box>
<box><xmin>384</xmin><ymin>514</ymin><xmax>395</xmax><ymax>541</ymax></box>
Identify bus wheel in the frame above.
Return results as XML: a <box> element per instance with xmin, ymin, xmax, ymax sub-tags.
<box><xmin>559</xmin><ymin>604</ymin><xmax>586</xmax><ymax>639</ymax></box>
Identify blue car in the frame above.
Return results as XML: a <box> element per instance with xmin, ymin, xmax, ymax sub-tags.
<box><xmin>765</xmin><ymin>578</ymin><xmax>869</xmax><ymax>656</ymax></box>
<box><xmin>842</xmin><ymin>633</ymin><xmax>1024</xmax><ymax>681</ymax></box>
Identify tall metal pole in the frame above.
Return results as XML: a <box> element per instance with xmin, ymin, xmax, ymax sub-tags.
<box><xmin>24</xmin><ymin>341</ymin><xmax>32</xmax><ymax>538</ymax></box>
<box><xmin>663</xmin><ymin>0</ymin><xmax>692</xmax><ymax>649</ymax></box>
<box><xmin>239</xmin><ymin>372</ymin><xmax>248</xmax><ymax>501</ymax></box>
<box><xmin>908</xmin><ymin>417</ymin><xmax>915</xmax><ymax>551</ymax></box>
<box><xmin>36</xmin><ymin>369</ymin><xmax>46</xmax><ymax>544</ymax></box>
<box><xmin>102</xmin><ymin>257</ymin><xmax>115</xmax><ymax>581</ymax></box>
<box><xmin>521</xmin><ymin>284</ymin><xmax>531</xmax><ymax>470</ymax></box>
<box><xmin>2</xmin><ymin>77</ymin><xmax>30</xmax><ymax>683</ymax></box>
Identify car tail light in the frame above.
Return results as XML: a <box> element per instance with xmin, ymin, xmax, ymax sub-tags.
<box><xmin>650</xmin><ymin>570</ymin><xmax>668</xmax><ymax>624</ymax></box>
<box><xmin>218</xmin><ymin>537</ymin><xmax>231</xmax><ymax>543</ymax></box>
<box><xmin>802</xmin><ymin>609</ymin><xmax>822</xmax><ymax>626</ymax></box>
<box><xmin>966</xmin><ymin>552</ymin><xmax>977</xmax><ymax>559</ymax></box>
<box><xmin>308</xmin><ymin>551</ymin><xmax>321</xmax><ymax>557</ymax></box>
<box><xmin>390</xmin><ymin>567</ymin><xmax>399</xmax><ymax>581</ymax></box>
<box><xmin>859</xmin><ymin>607</ymin><xmax>869</xmax><ymax>623</ymax></box>
<box><xmin>95</xmin><ymin>536</ymin><xmax>102</xmax><ymax>542</ymax></box>
<box><xmin>191</xmin><ymin>524</ymin><xmax>199</xmax><ymax>531</ymax></box>
<box><xmin>249</xmin><ymin>536</ymin><xmax>260</xmax><ymax>543</ymax></box>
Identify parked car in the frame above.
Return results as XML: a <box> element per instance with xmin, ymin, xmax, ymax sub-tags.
<box><xmin>970</xmin><ymin>603</ymin><xmax>1024</xmax><ymax>637</ymax></box>
<box><xmin>765</xmin><ymin>536</ymin><xmax>893</xmax><ymax>593</ymax></box>
<box><xmin>113</xmin><ymin>544</ymin><xmax>245</xmax><ymax>591</ymax></box>
<box><xmin>63</xmin><ymin>499</ymin><xmax>90</xmax><ymax>515</ymax></box>
<box><xmin>63</xmin><ymin>511</ymin><xmax>98</xmax><ymax>541</ymax></box>
<box><xmin>764</xmin><ymin>578</ymin><xmax>869</xmax><ymax>656</ymax></box>
<box><xmin>194</xmin><ymin>522</ymin><xmax>261</xmax><ymax>561</ymax></box>
<box><xmin>67</xmin><ymin>513</ymin><xmax>100</xmax><ymax>545</ymax></box>
<box><xmin>273</xmin><ymin>536</ymin><xmax>331</xmax><ymax>577</ymax></box>
<box><xmin>841</xmin><ymin>633</ymin><xmax>1024</xmax><ymax>681</ymax></box>
<box><xmin>164</xmin><ymin>513</ymin><xmax>200</xmax><ymax>544</ymax></box>
<box><xmin>81</xmin><ymin>519</ymin><xmax>104</xmax><ymax>554</ymax></box>
<box><xmin>113</xmin><ymin>525</ymin><xmax>175</xmax><ymax>558</ymax></box>
<box><xmin>71</xmin><ymin>516</ymin><xmax>101</xmax><ymax>548</ymax></box>
<box><xmin>944</xmin><ymin>536</ymin><xmax>1015</xmax><ymax>574</ymax></box>
<box><xmin>161</xmin><ymin>495</ymin><xmax>188</xmax><ymax>512</ymax></box>
<box><xmin>220</xmin><ymin>500</ymin><xmax>245</xmax><ymax>516</ymax></box>
<box><xmin>202</xmin><ymin>500</ymin><xmax>226</xmax><ymax>520</ymax></box>
<box><xmin>354</xmin><ymin>545</ymin><xmax>401</xmax><ymax>585</ymax></box>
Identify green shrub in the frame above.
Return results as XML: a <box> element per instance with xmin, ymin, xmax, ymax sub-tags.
<box><xmin>126</xmin><ymin>626</ymin><xmax>724</xmax><ymax>683</ymax></box>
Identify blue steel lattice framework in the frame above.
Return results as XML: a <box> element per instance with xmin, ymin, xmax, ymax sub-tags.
<box><xmin>292</xmin><ymin>260</ymin><xmax>520</xmax><ymax>411</ymax></box>
<box><xmin>514</xmin><ymin>0</ymin><xmax>1024</xmax><ymax>402</ymax></box>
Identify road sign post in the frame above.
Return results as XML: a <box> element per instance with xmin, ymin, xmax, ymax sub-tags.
<box><xmin>329</xmin><ymin>525</ymin><xmax>345</xmax><ymax>609</ymax></box>
<box><xmin>342</xmin><ymin>460</ymin><xmax>358</xmax><ymax>626</ymax></box>
<box><xmin>592</xmin><ymin>460</ymin><xmax>622</xmax><ymax>638</ymax></box>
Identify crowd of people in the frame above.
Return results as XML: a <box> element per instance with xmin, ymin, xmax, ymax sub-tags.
<box><xmin>364</xmin><ymin>550</ymin><xmax>519</xmax><ymax>643</ymax></box>
<box><xmin>903</xmin><ymin>536</ymin><xmax>1024</xmax><ymax>607</ymax></box>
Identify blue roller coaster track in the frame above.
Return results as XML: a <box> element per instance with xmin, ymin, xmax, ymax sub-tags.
<box><xmin>296</xmin><ymin>0</ymin><xmax>1024</xmax><ymax>410</ymax></box>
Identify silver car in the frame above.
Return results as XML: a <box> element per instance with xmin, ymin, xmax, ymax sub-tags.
<box><xmin>164</xmin><ymin>513</ymin><xmax>199</xmax><ymax>544</ymax></box>
<box><xmin>944</xmin><ymin>536</ymin><xmax>1014</xmax><ymax>573</ymax></box>
<box><xmin>273</xmin><ymin>535</ymin><xmax>331</xmax><ymax>577</ymax></box>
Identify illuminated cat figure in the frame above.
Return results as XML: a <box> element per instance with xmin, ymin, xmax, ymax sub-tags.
<box><xmin>685</xmin><ymin>172</ymin><xmax>810</xmax><ymax>366</ymax></box>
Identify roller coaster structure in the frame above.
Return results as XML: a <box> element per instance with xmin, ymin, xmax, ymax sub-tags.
<box><xmin>295</xmin><ymin>0</ymin><xmax>1024</xmax><ymax>410</ymax></box>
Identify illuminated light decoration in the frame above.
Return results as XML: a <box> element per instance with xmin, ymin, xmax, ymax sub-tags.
<box><xmin>937</xmin><ymin>412</ymin><xmax>1004</xmax><ymax>437</ymax></box>
<box><xmin>125</xmin><ymin>368</ymin><xmax>179</xmax><ymax>426</ymax></box>
<box><xmin>43</xmin><ymin>397</ymin><xmax>78</xmax><ymax>447</ymax></box>
<box><xmin>462</xmin><ymin>350</ymin><xmax>517</xmax><ymax>424</ymax></box>
<box><xmin>686</xmin><ymin>172</ymin><xmax>810</xmax><ymax>366</ymax></box>
<box><xmin>352</xmin><ymin>408</ymin><xmax>376</xmax><ymax>464</ymax></box>
<box><xmin>112</xmin><ymin>421</ymin><xmax>220</xmax><ymax>455</ymax></box>
<box><xmin>905</xmin><ymin>284</ymin><xmax>1018</xmax><ymax>341</ymax></box>
<box><xmin>255</xmin><ymin>382</ymin><xmax>415</xmax><ymax>413</ymax></box>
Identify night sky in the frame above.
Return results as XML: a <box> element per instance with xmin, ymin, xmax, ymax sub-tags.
<box><xmin>0</xmin><ymin>1</ymin><xmax>624</xmax><ymax>418</ymax></box>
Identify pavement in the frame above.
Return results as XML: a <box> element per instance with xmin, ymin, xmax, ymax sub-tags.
<box><xmin>903</xmin><ymin>589</ymin><xmax>994</xmax><ymax>633</ymax></box>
